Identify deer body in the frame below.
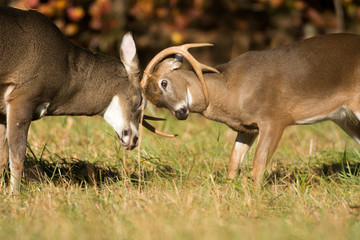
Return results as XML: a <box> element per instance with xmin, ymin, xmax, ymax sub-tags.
<box><xmin>0</xmin><ymin>6</ymin><xmax>145</xmax><ymax>192</ymax></box>
<box><xmin>142</xmin><ymin>33</ymin><xmax>360</xmax><ymax>185</ymax></box>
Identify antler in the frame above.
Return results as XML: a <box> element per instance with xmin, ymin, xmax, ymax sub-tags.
<box><xmin>141</xmin><ymin>43</ymin><xmax>219</xmax><ymax>107</ymax></box>
<box><xmin>143</xmin><ymin>115</ymin><xmax>166</xmax><ymax>121</ymax></box>
<box><xmin>141</xmin><ymin>115</ymin><xmax>177</xmax><ymax>137</ymax></box>
<box><xmin>142</xmin><ymin>119</ymin><xmax>177</xmax><ymax>138</ymax></box>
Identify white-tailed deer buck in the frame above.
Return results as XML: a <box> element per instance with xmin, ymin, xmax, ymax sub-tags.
<box><xmin>141</xmin><ymin>33</ymin><xmax>360</xmax><ymax>185</ymax></box>
<box><xmin>0</xmin><ymin>6</ymin><xmax>174</xmax><ymax>192</ymax></box>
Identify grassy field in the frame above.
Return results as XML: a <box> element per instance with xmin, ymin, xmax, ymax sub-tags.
<box><xmin>0</xmin><ymin>106</ymin><xmax>359</xmax><ymax>240</ymax></box>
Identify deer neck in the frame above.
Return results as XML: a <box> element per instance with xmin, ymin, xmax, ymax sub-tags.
<box><xmin>186</xmin><ymin>71</ymin><xmax>227</xmax><ymax>114</ymax></box>
<box><xmin>49</xmin><ymin>45</ymin><xmax>126</xmax><ymax>116</ymax></box>
<box><xmin>186</xmin><ymin>71</ymin><xmax>252</xmax><ymax>132</ymax></box>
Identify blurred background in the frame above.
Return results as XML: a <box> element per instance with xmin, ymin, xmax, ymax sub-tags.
<box><xmin>2</xmin><ymin>0</ymin><xmax>360</xmax><ymax>67</ymax></box>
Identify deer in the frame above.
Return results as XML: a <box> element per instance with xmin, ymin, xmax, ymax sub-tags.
<box><xmin>0</xmin><ymin>6</ymin><xmax>175</xmax><ymax>192</ymax></box>
<box><xmin>141</xmin><ymin>33</ymin><xmax>360</xmax><ymax>186</ymax></box>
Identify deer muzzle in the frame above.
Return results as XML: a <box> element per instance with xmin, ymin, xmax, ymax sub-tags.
<box><xmin>174</xmin><ymin>107</ymin><xmax>189</xmax><ymax>120</ymax></box>
<box><xmin>118</xmin><ymin>127</ymin><xmax>139</xmax><ymax>150</ymax></box>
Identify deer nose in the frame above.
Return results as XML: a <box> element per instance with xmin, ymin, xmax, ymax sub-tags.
<box><xmin>175</xmin><ymin>107</ymin><xmax>189</xmax><ymax>120</ymax></box>
<box><xmin>121</xmin><ymin>127</ymin><xmax>140</xmax><ymax>150</ymax></box>
<box><xmin>125</xmin><ymin>135</ymin><xmax>138</xmax><ymax>150</ymax></box>
<box><xmin>132</xmin><ymin>135</ymin><xmax>138</xmax><ymax>147</ymax></box>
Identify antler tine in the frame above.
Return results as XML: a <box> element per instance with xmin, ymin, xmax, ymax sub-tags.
<box><xmin>143</xmin><ymin>115</ymin><xmax>166</xmax><ymax>121</ymax></box>
<box><xmin>199</xmin><ymin>63</ymin><xmax>220</xmax><ymax>74</ymax></box>
<box><xmin>181</xmin><ymin>43</ymin><xmax>214</xmax><ymax>50</ymax></box>
<box><xmin>180</xmin><ymin>43</ymin><xmax>220</xmax><ymax>73</ymax></box>
<box><xmin>142</xmin><ymin>120</ymin><xmax>178</xmax><ymax>138</ymax></box>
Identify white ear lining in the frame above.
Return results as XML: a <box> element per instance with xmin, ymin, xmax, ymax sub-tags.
<box><xmin>120</xmin><ymin>32</ymin><xmax>139</xmax><ymax>73</ymax></box>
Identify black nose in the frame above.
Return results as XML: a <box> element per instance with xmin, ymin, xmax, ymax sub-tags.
<box><xmin>125</xmin><ymin>136</ymin><xmax>139</xmax><ymax>150</ymax></box>
<box><xmin>175</xmin><ymin>107</ymin><xmax>188</xmax><ymax>120</ymax></box>
<box><xmin>133</xmin><ymin>136</ymin><xmax>138</xmax><ymax>146</ymax></box>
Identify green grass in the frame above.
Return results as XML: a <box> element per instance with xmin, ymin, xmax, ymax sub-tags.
<box><xmin>0</xmin><ymin>107</ymin><xmax>359</xmax><ymax>240</ymax></box>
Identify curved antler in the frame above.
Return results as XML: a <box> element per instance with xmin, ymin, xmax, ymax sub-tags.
<box><xmin>141</xmin><ymin>43</ymin><xmax>219</xmax><ymax>107</ymax></box>
<box><xmin>143</xmin><ymin>115</ymin><xmax>166</xmax><ymax>121</ymax></box>
<box><xmin>141</xmin><ymin>115</ymin><xmax>177</xmax><ymax>138</ymax></box>
<box><xmin>142</xmin><ymin>119</ymin><xmax>177</xmax><ymax>138</ymax></box>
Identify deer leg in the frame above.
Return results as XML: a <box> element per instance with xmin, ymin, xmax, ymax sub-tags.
<box><xmin>0</xmin><ymin>124</ymin><xmax>9</xmax><ymax>178</ymax></box>
<box><xmin>6</xmin><ymin>102</ymin><xmax>32</xmax><ymax>193</ymax></box>
<box><xmin>251</xmin><ymin>124</ymin><xmax>284</xmax><ymax>186</ymax></box>
<box><xmin>227</xmin><ymin>131</ymin><xmax>258</xmax><ymax>179</ymax></box>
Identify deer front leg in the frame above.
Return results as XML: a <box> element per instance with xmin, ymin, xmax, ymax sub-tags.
<box><xmin>227</xmin><ymin>131</ymin><xmax>258</xmax><ymax>179</ymax></box>
<box><xmin>6</xmin><ymin>102</ymin><xmax>32</xmax><ymax>193</ymax></box>
<box><xmin>0</xmin><ymin>124</ymin><xmax>9</xmax><ymax>189</ymax></box>
<box><xmin>251</xmin><ymin>123</ymin><xmax>284</xmax><ymax>186</ymax></box>
<box><xmin>0</xmin><ymin>124</ymin><xmax>9</xmax><ymax>177</ymax></box>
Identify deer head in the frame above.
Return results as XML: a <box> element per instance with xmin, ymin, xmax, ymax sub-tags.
<box><xmin>101</xmin><ymin>33</ymin><xmax>175</xmax><ymax>150</ymax></box>
<box><xmin>141</xmin><ymin>44</ymin><xmax>219</xmax><ymax>120</ymax></box>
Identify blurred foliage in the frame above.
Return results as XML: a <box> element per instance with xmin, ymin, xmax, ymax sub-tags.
<box><xmin>3</xmin><ymin>0</ymin><xmax>360</xmax><ymax>65</ymax></box>
<box><xmin>5</xmin><ymin>0</ymin><xmax>126</xmax><ymax>54</ymax></box>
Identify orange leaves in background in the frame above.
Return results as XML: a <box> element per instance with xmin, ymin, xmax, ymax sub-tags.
<box><xmin>268</xmin><ymin>0</ymin><xmax>285</xmax><ymax>8</ymax></box>
<box><xmin>170</xmin><ymin>31</ymin><xmax>184</xmax><ymax>45</ymax></box>
<box><xmin>12</xmin><ymin>0</ymin><xmax>115</xmax><ymax>36</ymax></box>
<box><xmin>24</xmin><ymin>0</ymin><xmax>39</xmax><ymax>8</ymax></box>
<box><xmin>130</xmin><ymin>0</ymin><xmax>155</xmax><ymax>20</ymax></box>
<box><xmin>66</xmin><ymin>6</ymin><xmax>85</xmax><ymax>22</ymax></box>
<box><xmin>89</xmin><ymin>0</ymin><xmax>112</xmax><ymax>30</ymax></box>
<box><xmin>128</xmin><ymin>0</ymin><xmax>200</xmax><ymax>44</ymax></box>
<box><xmin>7</xmin><ymin>0</ymin><xmax>360</xmax><ymax>56</ymax></box>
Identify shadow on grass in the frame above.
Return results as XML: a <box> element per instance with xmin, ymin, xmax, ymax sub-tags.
<box><xmin>267</xmin><ymin>151</ymin><xmax>360</xmax><ymax>185</ymax></box>
<box><xmin>22</xmin><ymin>154</ymin><xmax>122</xmax><ymax>186</ymax></box>
<box><xmin>4</xmin><ymin>153</ymin><xmax>180</xmax><ymax>188</ymax></box>
<box><xmin>4</xmin><ymin>148</ymin><xmax>359</xmax><ymax>188</ymax></box>
<box><xmin>207</xmin><ymin>151</ymin><xmax>360</xmax><ymax>186</ymax></box>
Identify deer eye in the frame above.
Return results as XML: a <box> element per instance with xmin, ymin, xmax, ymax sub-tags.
<box><xmin>161</xmin><ymin>80</ymin><xmax>168</xmax><ymax>89</ymax></box>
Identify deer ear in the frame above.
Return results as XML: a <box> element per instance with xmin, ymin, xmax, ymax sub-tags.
<box><xmin>171</xmin><ymin>54</ymin><xmax>183</xmax><ymax>71</ymax></box>
<box><xmin>120</xmin><ymin>32</ymin><xmax>139</xmax><ymax>75</ymax></box>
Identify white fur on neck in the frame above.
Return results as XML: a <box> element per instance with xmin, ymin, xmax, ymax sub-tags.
<box><xmin>186</xmin><ymin>88</ymin><xmax>192</xmax><ymax>108</ymax></box>
<box><xmin>102</xmin><ymin>96</ymin><xmax>124</xmax><ymax>135</ymax></box>
<box><xmin>4</xmin><ymin>85</ymin><xmax>14</xmax><ymax>101</ymax></box>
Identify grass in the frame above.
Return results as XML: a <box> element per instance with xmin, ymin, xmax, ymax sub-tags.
<box><xmin>0</xmin><ymin>106</ymin><xmax>359</xmax><ymax>240</ymax></box>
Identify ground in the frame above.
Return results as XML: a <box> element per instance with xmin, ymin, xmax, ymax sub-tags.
<box><xmin>0</xmin><ymin>106</ymin><xmax>359</xmax><ymax>240</ymax></box>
